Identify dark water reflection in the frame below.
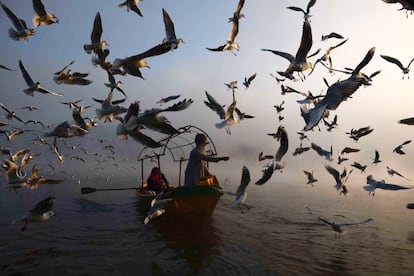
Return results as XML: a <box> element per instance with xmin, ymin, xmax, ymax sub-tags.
<box><xmin>1</xmin><ymin>175</ymin><xmax>414</xmax><ymax>275</ymax></box>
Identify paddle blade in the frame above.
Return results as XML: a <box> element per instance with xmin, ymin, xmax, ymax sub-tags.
<box><xmin>81</xmin><ymin>187</ymin><xmax>97</xmax><ymax>194</ymax></box>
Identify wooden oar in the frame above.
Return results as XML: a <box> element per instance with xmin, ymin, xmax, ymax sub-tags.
<box><xmin>81</xmin><ymin>187</ymin><xmax>138</xmax><ymax>194</ymax></box>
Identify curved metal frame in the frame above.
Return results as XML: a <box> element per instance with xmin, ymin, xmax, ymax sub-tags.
<box><xmin>137</xmin><ymin>125</ymin><xmax>218</xmax><ymax>187</ymax></box>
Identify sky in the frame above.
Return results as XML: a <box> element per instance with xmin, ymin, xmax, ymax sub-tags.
<box><xmin>0</xmin><ymin>0</ymin><xmax>414</xmax><ymax>189</ymax></box>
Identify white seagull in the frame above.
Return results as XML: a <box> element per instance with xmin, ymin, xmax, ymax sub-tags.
<box><xmin>84</xmin><ymin>12</ymin><xmax>109</xmax><ymax>54</ymax></box>
<box><xmin>13</xmin><ymin>196</ymin><xmax>56</xmax><ymax>231</ymax></box>
<box><xmin>118</xmin><ymin>0</ymin><xmax>143</xmax><ymax>17</ymax></box>
<box><xmin>162</xmin><ymin>8</ymin><xmax>184</xmax><ymax>50</ymax></box>
<box><xmin>32</xmin><ymin>0</ymin><xmax>59</xmax><ymax>27</ymax></box>
<box><xmin>206</xmin><ymin>0</ymin><xmax>244</xmax><ymax>55</ymax></box>
<box><xmin>1</xmin><ymin>1</ymin><xmax>35</xmax><ymax>41</ymax></box>
<box><xmin>262</xmin><ymin>19</ymin><xmax>315</xmax><ymax>81</ymax></box>
<box><xmin>380</xmin><ymin>54</ymin><xmax>414</xmax><ymax>79</ymax></box>
<box><xmin>318</xmin><ymin>216</ymin><xmax>373</xmax><ymax>234</ymax></box>
<box><xmin>19</xmin><ymin>60</ymin><xmax>63</xmax><ymax>97</ymax></box>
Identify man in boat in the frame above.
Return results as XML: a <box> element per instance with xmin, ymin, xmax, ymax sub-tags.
<box><xmin>147</xmin><ymin>167</ymin><xmax>170</xmax><ymax>194</ymax></box>
<box><xmin>184</xmin><ymin>133</ymin><xmax>230</xmax><ymax>187</ymax></box>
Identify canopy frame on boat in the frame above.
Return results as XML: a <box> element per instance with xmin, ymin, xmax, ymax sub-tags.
<box><xmin>137</xmin><ymin>125</ymin><xmax>218</xmax><ymax>186</ymax></box>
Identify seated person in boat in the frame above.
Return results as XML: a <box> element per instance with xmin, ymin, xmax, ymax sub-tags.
<box><xmin>184</xmin><ymin>133</ymin><xmax>230</xmax><ymax>187</ymax></box>
<box><xmin>147</xmin><ymin>167</ymin><xmax>170</xmax><ymax>193</ymax></box>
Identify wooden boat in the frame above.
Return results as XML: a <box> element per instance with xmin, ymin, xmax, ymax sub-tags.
<box><xmin>136</xmin><ymin>125</ymin><xmax>223</xmax><ymax>219</ymax></box>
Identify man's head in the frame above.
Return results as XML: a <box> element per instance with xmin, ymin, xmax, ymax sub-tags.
<box><xmin>195</xmin><ymin>133</ymin><xmax>209</xmax><ymax>146</ymax></box>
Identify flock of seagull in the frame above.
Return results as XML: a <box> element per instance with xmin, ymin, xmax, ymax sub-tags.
<box><xmin>222</xmin><ymin>0</ymin><xmax>414</xmax><ymax>234</ymax></box>
<box><xmin>1</xmin><ymin>0</ymin><xmax>414</xmax><ymax>232</ymax></box>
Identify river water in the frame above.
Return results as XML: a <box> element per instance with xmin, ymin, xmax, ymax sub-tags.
<box><xmin>1</xmin><ymin>170</ymin><xmax>414</xmax><ymax>276</ymax></box>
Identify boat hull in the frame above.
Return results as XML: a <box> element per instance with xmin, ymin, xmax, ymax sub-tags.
<box><xmin>137</xmin><ymin>185</ymin><xmax>223</xmax><ymax>218</ymax></box>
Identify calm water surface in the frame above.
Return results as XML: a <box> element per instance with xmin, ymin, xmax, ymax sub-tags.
<box><xmin>1</xmin><ymin>172</ymin><xmax>414</xmax><ymax>275</ymax></box>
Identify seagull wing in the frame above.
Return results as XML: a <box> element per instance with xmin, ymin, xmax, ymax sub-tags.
<box><xmin>353</xmin><ymin>47</ymin><xmax>375</xmax><ymax>76</ymax></box>
<box><xmin>204</xmin><ymin>91</ymin><xmax>226</xmax><ymax>119</ymax></box>
<box><xmin>275</xmin><ymin>126</ymin><xmax>289</xmax><ymax>162</ymax></box>
<box><xmin>228</xmin><ymin>13</ymin><xmax>239</xmax><ymax>43</ymax></box>
<box><xmin>206</xmin><ymin>45</ymin><xmax>226</xmax><ymax>52</ymax></box>
<box><xmin>162</xmin><ymin>99</ymin><xmax>193</xmax><ymax>112</ymax></box>
<box><xmin>398</xmin><ymin>117</ymin><xmax>414</xmax><ymax>125</ymax></box>
<box><xmin>37</xmin><ymin>86</ymin><xmax>63</xmax><ymax>96</ymax></box>
<box><xmin>261</xmin><ymin>49</ymin><xmax>295</xmax><ymax>63</ymax></box>
<box><xmin>129</xmin><ymin>131</ymin><xmax>163</xmax><ymax>148</ymax></box>
<box><xmin>54</xmin><ymin>60</ymin><xmax>75</xmax><ymax>75</ymax></box>
<box><xmin>236</xmin><ymin>166</ymin><xmax>251</xmax><ymax>195</ymax></box>
<box><xmin>130</xmin><ymin>5</ymin><xmax>143</xmax><ymax>17</ymax></box>
<box><xmin>339</xmin><ymin>218</ymin><xmax>373</xmax><ymax>227</ymax></box>
<box><xmin>1</xmin><ymin>2</ymin><xmax>24</xmax><ymax>30</ymax></box>
<box><xmin>255</xmin><ymin>162</ymin><xmax>274</xmax><ymax>185</ymax></box>
<box><xmin>19</xmin><ymin>60</ymin><xmax>35</xmax><ymax>86</ymax></box>
<box><xmin>235</xmin><ymin>0</ymin><xmax>245</xmax><ymax>15</ymax></box>
<box><xmin>33</xmin><ymin>0</ymin><xmax>47</xmax><ymax>17</ymax></box>
<box><xmin>325</xmin><ymin>164</ymin><xmax>341</xmax><ymax>186</ymax></box>
<box><xmin>295</xmin><ymin>20</ymin><xmax>313</xmax><ymax>63</ymax></box>
<box><xmin>286</xmin><ymin>6</ymin><xmax>306</xmax><ymax>14</ymax></box>
<box><xmin>162</xmin><ymin>8</ymin><xmax>177</xmax><ymax>41</ymax></box>
<box><xmin>91</xmin><ymin>12</ymin><xmax>102</xmax><ymax>44</ymax></box>
<box><xmin>29</xmin><ymin>196</ymin><xmax>55</xmax><ymax>216</ymax></box>
<box><xmin>0</xmin><ymin>64</ymin><xmax>15</xmax><ymax>71</ymax></box>
<box><xmin>380</xmin><ymin>55</ymin><xmax>404</xmax><ymax>71</ymax></box>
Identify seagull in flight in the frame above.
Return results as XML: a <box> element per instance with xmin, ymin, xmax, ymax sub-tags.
<box><xmin>84</xmin><ymin>12</ymin><xmax>109</xmax><ymax>54</ymax></box>
<box><xmin>387</xmin><ymin>166</ymin><xmax>410</xmax><ymax>180</ymax></box>
<box><xmin>311</xmin><ymin>142</ymin><xmax>332</xmax><ymax>161</ymax></box>
<box><xmin>393</xmin><ymin>140</ymin><xmax>411</xmax><ymax>155</ymax></box>
<box><xmin>207</xmin><ymin>0</ymin><xmax>243</xmax><ymax>55</ymax></box>
<box><xmin>380</xmin><ymin>54</ymin><xmax>414</xmax><ymax>79</ymax></box>
<box><xmin>230</xmin><ymin>166</ymin><xmax>251</xmax><ymax>209</ymax></box>
<box><xmin>318</xmin><ymin>216</ymin><xmax>373</xmax><ymax>234</ymax></box>
<box><xmin>302</xmin><ymin>47</ymin><xmax>377</xmax><ymax>131</ymax></box>
<box><xmin>19</xmin><ymin>60</ymin><xmax>63</xmax><ymax>96</ymax></box>
<box><xmin>303</xmin><ymin>170</ymin><xmax>318</xmax><ymax>186</ymax></box>
<box><xmin>325</xmin><ymin>165</ymin><xmax>352</xmax><ymax>195</ymax></box>
<box><xmin>12</xmin><ymin>196</ymin><xmax>56</xmax><ymax>231</ymax></box>
<box><xmin>287</xmin><ymin>0</ymin><xmax>317</xmax><ymax>21</ymax></box>
<box><xmin>144</xmin><ymin>192</ymin><xmax>173</xmax><ymax>224</ymax></box>
<box><xmin>262</xmin><ymin>19</ymin><xmax>316</xmax><ymax>81</ymax></box>
<box><xmin>372</xmin><ymin>150</ymin><xmax>382</xmax><ymax>164</ymax></box>
<box><xmin>112</xmin><ymin>43</ymin><xmax>171</xmax><ymax>79</ymax></box>
<box><xmin>32</xmin><ymin>0</ymin><xmax>59</xmax><ymax>27</ymax></box>
<box><xmin>243</xmin><ymin>73</ymin><xmax>257</xmax><ymax>89</ymax></box>
<box><xmin>118</xmin><ymin>0</ymin><xmax>143</xmax><ymax>17</ymax></box>
<box><xmin>0</xmin><ymin>102</ymin><xmax>26</xmax><ymax>123</ymax></box>
<box><xmin>162</xmin><ymin>8</ymin><xmax>184</xmax><ymax>50</ymax></box>
<box><xmin>365</xmin><ymin>175</ymin><xmax>413</xmax><ymax>196</ymax></box>
<box><xmin>1</xmin><ymin>2</ymin><xmax>35</xmax><ymax>41</ymax></box>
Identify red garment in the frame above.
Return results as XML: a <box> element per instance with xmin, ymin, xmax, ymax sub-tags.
<box><xmin>147</xmin><ymin>167</ymin><xmax>164</xmax><ymax>192</ymax></box>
